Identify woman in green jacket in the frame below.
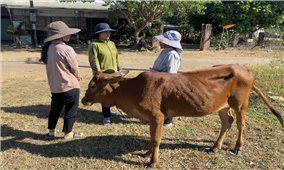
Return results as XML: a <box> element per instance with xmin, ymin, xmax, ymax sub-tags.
<box><xmin>88</xmin><ymin>23</ymin><xmax>120</xmax><ymax>126</ymax></box>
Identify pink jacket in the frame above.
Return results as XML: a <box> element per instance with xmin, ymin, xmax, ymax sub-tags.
<box><xmin>46</xmin><ymin>40</ymin><xmax>81</xmax><ymax>93</ymax></box>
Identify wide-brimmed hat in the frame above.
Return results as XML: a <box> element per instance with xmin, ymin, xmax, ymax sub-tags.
<box><xmin>44</xmin><ymin>21</ymin><xmax>80</xmax><ymax>43</ymax></box>
<box><xmin>94</xmin><ymin>23</ymin><xmax>116</xmax><ymax>34</ymax></box>
<box><xmin>155</xmin><ymin>30</ymin><xmax>182</xmax><ymax>50</ymax></box>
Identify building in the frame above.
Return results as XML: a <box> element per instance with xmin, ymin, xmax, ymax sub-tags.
<box><xmin>1</xmin><ymin>0</ymin><xmax>110</xmax><ymax>44</ymax></box>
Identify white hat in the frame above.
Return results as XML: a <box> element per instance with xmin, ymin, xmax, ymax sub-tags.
<box><xmin>44</xmin><ymin>21</ymin><xmax>80</xmax><ymax>43</ymax></box>
<box><xmin>155</xmin><ymin>30</ymin><xmax>182</xmax><ymax>51</ymax></box>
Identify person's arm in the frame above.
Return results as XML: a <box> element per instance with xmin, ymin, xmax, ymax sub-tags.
<box><xmin>88</xmin><ymin>43</ymin><xmax>101</xmax><ymax>73</ymax></box>
<box><xmin>166</xmin><ymin>53</ymin><xmax>180</xmax><ymax>73</ymax></box>
<box><xmin>63</xmin><ymin>48</ymin><xmax>82</xmax><ymax>81</ymax></box>
<box><xmin>111</xmin><ymin>42</ymin><xmax>120</xmax><ymax>71</ymax></box>
<box><xmin>116</xmin><ymin>52</ymin><xmax>120</xmax><ymax>71</ymax></box>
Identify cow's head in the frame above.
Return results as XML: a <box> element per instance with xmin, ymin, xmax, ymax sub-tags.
<box><xmin>81</xmin><ymin>70</ymin><xmax>129</xmax><ymax>106</ymax></box>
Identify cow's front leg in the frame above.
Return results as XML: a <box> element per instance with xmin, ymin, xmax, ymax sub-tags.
<box><xmin>146</xmin><ymin>116</ymin><xmax>163</xmax><ymax>168</ymax></box>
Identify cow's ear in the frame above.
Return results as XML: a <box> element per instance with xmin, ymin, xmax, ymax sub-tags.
<box><xmin>119</xmin><ymin>70</ymin><xmax>129</xmax><ymax>77</ymax></box>
<box><xmin>104</xmin><ymin>70</ymin><xmax>129</xmax><ymax>84</ymax></box>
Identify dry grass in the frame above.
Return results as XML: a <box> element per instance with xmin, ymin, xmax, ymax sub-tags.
<box><xmin>1</xmin><ymin>46</ymin><xmax>284</xmax><ymax>170</ymax></box>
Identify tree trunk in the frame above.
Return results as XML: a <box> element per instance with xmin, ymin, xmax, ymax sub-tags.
<box><xmin>231</xmin><ymin>32</ymin><xmax>240</xmax><ymax>47</ymax></box>
<box><xmin>257</xmin><ymin>32</ymin><xmax>265</xmax><ymax>47</ymax></box>
<box><xmin>131</xmin><ymin>31</ymin><xmax>141</xmax><ymax>50</ymax></box>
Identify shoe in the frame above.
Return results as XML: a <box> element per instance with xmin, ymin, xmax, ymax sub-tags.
<box><xmin>163</xmin><ymin>122</ymin><xmax>173</xmax><ymax>128</ymax></box>
<box><xmin>164</xmin><ymin>117</ymin><xmax>173</xmax><ymax>128</ymax></box>
<box><xmin>110</xmin><ymin>112</ymin><xmax>119</xmax><ymax>117</ymax></box>
<box><xmin>44</xmin><ymin>133</ymin><xmax>55</xmax><ymax>141</ymax></box>
<box><xmin>103</xmin><ymin>118</ymin><xmax>112</xmax><ymax>126</ymax></box>
<box><xmin>64</xmin><ymin>132</ymin><xmax>83</xmax><ymax>140</ymax></box>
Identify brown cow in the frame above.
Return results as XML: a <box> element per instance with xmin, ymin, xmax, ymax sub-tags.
<box><xmin>82</xmin><ymin>64</ymin><xmax>283</xmax><ymax>168</ymax></box>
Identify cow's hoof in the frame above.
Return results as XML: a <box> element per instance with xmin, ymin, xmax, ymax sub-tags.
<box><xmin>143</xmin><ymin>151</ymin><xmax>151</xmax><ymax>157</ymax></box>
<box><xmin>204</xmin><ymin>147</ymin><xmax>218</xmax><ymax>154</ymax></box>
<box><xmin>231</xmin><ymin>148</ymin><xmax>242</xmax><ymax>156</ymax></box>
<box><xmin>145</xmin><ymin>162</ymin><xmax>156</xmax><ymax>169</ymax></box>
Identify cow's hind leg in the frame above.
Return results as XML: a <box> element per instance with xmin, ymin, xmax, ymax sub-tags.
<box><xmin>233</xmin><ymin>102</ymin><xmax>248</xmax><ymax>155</ymax></box>
<box><xmin>212</xmin><ymin>107</ymin><xmax>234</xmax><ymax>153</ymax></box>
<box><xmin>146</xmin><ymin>116</ymin><xmax>164</xmax><ymax>168</ymax></box>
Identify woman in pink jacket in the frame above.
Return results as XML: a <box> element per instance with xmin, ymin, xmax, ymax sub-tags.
<box><xmin>40</xmin><ymin>21</ymin><xmax>82</xmax><ymax>140</ymax></box>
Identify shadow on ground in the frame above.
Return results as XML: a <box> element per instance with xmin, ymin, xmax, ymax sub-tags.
<box><xmin>1</xmin><ymin>105</ymin><xmax>139</xmax><ymax>125</ymax></box>
<box><xmin>1</xmin><ymin>124</ymin><xmax>212</xmax><ymax>166</ymax></box>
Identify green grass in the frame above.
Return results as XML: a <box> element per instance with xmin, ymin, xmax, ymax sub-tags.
<box><xmin>1</xmin><ymin>59</ymin><xmax>284</xmax><ymax>170</ymax></box>
<box><xmin>252</xmin><ymin>60</ymin><xmax>284</xmax><ymax>96</ymax></box>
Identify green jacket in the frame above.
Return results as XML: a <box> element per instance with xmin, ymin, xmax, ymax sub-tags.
<box><xmin>88</xmin><ymin>40</ymin><xmax>120</xmax><ymax>75</ymax></box>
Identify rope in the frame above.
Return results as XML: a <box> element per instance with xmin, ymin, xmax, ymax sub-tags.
<box><xmin>115</xmin><ymin>106</ymin><xmax>129</xmax><ymax>119</ymax></box>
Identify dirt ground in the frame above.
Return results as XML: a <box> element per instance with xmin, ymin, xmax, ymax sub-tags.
<box><xmin>1</xmin><ymin>45</ymin><xmax>284</xmax><ymax>170</ymax></box>
<box><xmin>1</xmin><ymin>45</ymin><xmax>283</xmax><ymax>75</ymax></box>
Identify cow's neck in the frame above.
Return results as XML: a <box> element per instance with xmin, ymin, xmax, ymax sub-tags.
<box><xmin>107</xmin><ymin>83</ymin><xmax>119</xmax><ymax>106</ymax></box>
<box><xmin>111</xmin><ymin>79</ymin><xmax>134</xmax><ymax>111</ymax></box>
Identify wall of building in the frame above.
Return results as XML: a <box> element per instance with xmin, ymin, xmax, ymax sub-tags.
<box><xmin>2</xmin><ymin>6</ymin><xmax>110</xmax><ymax>43</ymax></box>
<box><xmin>1</xmin><ymin>18</ymin><xmax>13</xmax><ymax>41</ymax></box>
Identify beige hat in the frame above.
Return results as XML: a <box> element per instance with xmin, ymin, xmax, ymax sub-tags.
<box><xmin>43</xmin><ymin>21</ymin><xmax>80</xmax><ymax>43</ymax></box>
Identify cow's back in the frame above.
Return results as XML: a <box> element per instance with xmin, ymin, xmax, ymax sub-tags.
<box><xmin>115</xmin><ymin>64</ymin><xmax>255</xmax><ymax>120</ymax></box>
<box><xmin>154</xmin><ymin>65</ymin><xmax>254</xmax><ymax>117</ymax></box>
<box><xmin>172</xmin><ymin>64</ymin><xmax>255</xmax><ymax>116</ymax></box>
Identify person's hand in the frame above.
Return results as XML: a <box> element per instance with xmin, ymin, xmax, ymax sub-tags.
<box><xmin>77</xmin><ymin>76</ymin><xmax>83</xmax><ymax>81</ymax></box>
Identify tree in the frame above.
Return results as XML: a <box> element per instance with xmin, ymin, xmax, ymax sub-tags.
<box><xmin>191</xmin><ymin>0</ymin><xmax>284</xmax><ymax>34</ymax></box>
<box><xmin>106</xmin><ymin>0</ymin><xmax>172</xmax><ymax>49</ymax></box>
<box><xmin>163</xmin><ymin>1</ymin><xmax>208</xmax><ymax>43</ymax></box>
<box><xmin>106</xmin><ymin>0</ymin><xmax>210</xmax><ymax>49</ymax></box>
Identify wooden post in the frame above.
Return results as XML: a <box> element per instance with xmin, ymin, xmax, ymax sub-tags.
<box><xmin>257</xmin><ymin>32</ymin><xmax>265</xmax><ymax>47</ymax></box>
<box><xmin>200</xmin><ymin>24</ymin><xmax>212</xmax><ymax>51</ymax></box>
<box><xmin>231</xmin><ymin>32</ymin><xmax>240</xmax><ymax>47</ymax></box>
<box><xmin>29</xmin><ymin>0</ymin><xmax>38</xmax><ymax>47</ymax></box>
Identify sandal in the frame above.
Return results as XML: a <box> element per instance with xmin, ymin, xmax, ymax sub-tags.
<box><xmin>64</xmin><ymin>132</ymin><xmax>83</xmax><ymax>140</ymax></box>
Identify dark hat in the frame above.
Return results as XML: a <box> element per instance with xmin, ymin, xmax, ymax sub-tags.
<box><xmin>94</xmin><ymin>23</ymin><xmax>116</xmax><ymax>34</ymax></box>
<box><xmin>44</xmin><ymin>21</ymin><xmax>80</xmax><ymax>43</ymax></box>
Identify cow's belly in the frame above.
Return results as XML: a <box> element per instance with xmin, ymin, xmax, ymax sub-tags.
<box><xmin>123</xmin><ymin>107</ymin><xmax>150</xmax><ymax>124</ymax></box>
<box><xmin>167</xmin><ymin>109</ymin><xmax>212</xmax><ymax>117</ymax></box>
<box><xmin>167</xmin><ymin>102</ymin><xmax>229</xmax><ymax>117</ymax></box>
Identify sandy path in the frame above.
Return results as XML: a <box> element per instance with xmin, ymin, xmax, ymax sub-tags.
<box><xmin>1</xmin><ymin>48</ymin><xmax>283</xmax><ymax>75</ymax></box>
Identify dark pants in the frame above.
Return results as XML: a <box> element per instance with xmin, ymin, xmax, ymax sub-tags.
<box><xmin>102</xmin><ymin>105</ymin><xmax>111</xmax><ymax>118</ymax></box>
<box><xmin>48</xmin><ymin>88</ymin><xmax>79</xmax><ymax>134</ymax></box>
<box><xmin>164</xmin><ymin>117</ymin><xmax>173</xmax><ymax>124</ymax></box>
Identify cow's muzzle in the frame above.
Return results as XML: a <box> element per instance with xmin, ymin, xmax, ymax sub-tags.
<box><xmin>81</xmin><ymin>97</ymin><xmax>92</xmax><ymax>106</ymax></box>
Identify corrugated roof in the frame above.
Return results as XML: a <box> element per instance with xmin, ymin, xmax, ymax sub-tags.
<box><xmin>1</xmin><ymin>0</ymin><xmax>108</xmax><ymax>10</ymax></box>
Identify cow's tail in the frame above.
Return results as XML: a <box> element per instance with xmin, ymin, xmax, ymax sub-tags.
<box><xmin>252</xmin><ymin>84</ymin><xmax>284</xmax><ymax>127</ymax></box>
